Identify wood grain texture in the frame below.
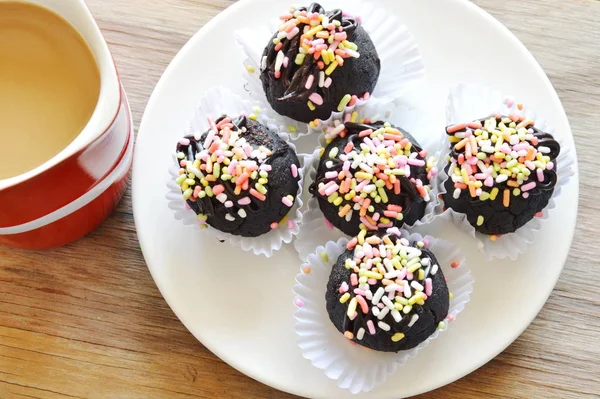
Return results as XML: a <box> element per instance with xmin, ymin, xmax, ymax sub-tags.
<box><xmin>1</xmin><ymin>0</ymin><xmax>599</xmax><ymax>398</ymax></box>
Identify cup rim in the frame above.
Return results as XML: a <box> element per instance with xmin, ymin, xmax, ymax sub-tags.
<box><xmin>0</xmin><ymin>0</ymin><xmax>121</xmax><ymax>191</ymax></box>
<box><xmin>0</xmin><ymin>126</ymin><xmax>133</xmax><ymax>236</ymax></box>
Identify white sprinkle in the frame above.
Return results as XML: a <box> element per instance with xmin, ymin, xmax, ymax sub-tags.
<box><xmin>408</xmin><ymin>314</ymin><xmax>419</xmax><ymax>327</ymax></box>
<box><xmin>372</xmin><ymin>287</ymin><xmax>385</xmax><ymax>305</ymax></box>
<box><xmin>274</xmin><ymin>50</ymin><xmax>285</xmax><ymax>72</ymax></box>
<box><xmin>318</xmin><ymin>71</ymin><xmax>325</xmax><ymax>87</ymax></box>
<box><xmin>411</xmin><ymin>281</ymin><xmax>424</xmax><ymax>291</ymax></box>
<box><xmin>325</xmin><ymin>161</ymin><xmax>334</xmax><ymax>168</ymax></box>
<box><xmin>383</xmin><ymin>258</ymin><xmax>394</xmax><ymax>273</ymax></box>
<box><xmin>345</xmin><ymin>210</ymin><xmax>353</xmax><ymax>222</ymax></box>
<box><xmin>384</xmin><ymin>284</ymin><xmax>399</xmax><ymax>293</ymax></box>
<box><xmin>203</xmin><ymin>129</ymin><xmax>216</xmax><ymax>149</ymax></box>
<box><xmin>261</xmin><ymin>55</ymin><xmax>267</xmax><ymax>70</ymax></box>
<box><xmin>384</xmin><ymin>270</ymin><xmax>403</xmax><ymax>279</ymax></box>
<box><xmin>365</xmin><ymin>289</ymin><xmax>373</xmax><ymax>300</ymax></box>
<box><xmin>453</xmin><ymin>188</ymin><xmax>461</xmax><ymax>199</ymax></box>
<box><xmin>225</xmin><ymin>214</ymin><xmax>235</xmax><ymax>221</ymax></box>
<box><xmin>391</xmin><ymin>309</ymin><xmax>402</xmax><ymax>323</ymax></box>
<box><xmin>238</xmin><ymin>209</ymin><xmax>247</xmax><ymax>218</ymax></box>
<box><xmin>431</xmin><ymin>264</ymin><xmax>439</xmax><ymax>276</ymax></box>
<box><xmin>224</xmin><ymin>201</ymin><xmax>233</xmax><ymax>208</ymax></box>
<box><xmin>372</xmin><ymin>307</ymin><xmax>380</xmax><ymax>317</ymax></box>
<box><xmin>421</xmin><ymin>258</ymin><xmax>431</xmax><ymax>266</ymax></box>
<box><xmin>378</xmin><ymin>321</ymin><xmax>391</xmax><ymax>331</ymax></box>
<box><xmin>357</xmin><ymin>328</ymin><xmax>365</xmax><ymax>340</ymax></box>
<box><xmin>496</xmin><ymin>174</ymin><xmax>509</xmax><ymax>184</ymax></box>
<box><xmin>381</xmin><ymin>296</ymin><xmax>395</xmax><ymax>310</ymax></box>
<box><xmin>216</xmin><ymin>193</ymin><xmax>227</xmax><ymax>203</ymax></box>
<box><xmin>377</xmin><ymin>307</ymin><xmax>390</xmax><ymax>320</ymax></box>
<box><xmin>538</xmin><ymin>146</ymin><xmax>551</xmax><ymax>154</ymax></box>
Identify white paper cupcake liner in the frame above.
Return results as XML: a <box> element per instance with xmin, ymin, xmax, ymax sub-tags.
<box><xmin>234</xmin><ymin>0</ymin><xmax>425</xmax><ymax>139</ymax></box>
<box><xmin>437</xmin><ymin>83</ymin><xmax>575</xmax><ymax>261</ymax></box>
<box><xmin>165</xmin><ymin>86</ymin><xmax>305</xmax><ymax>257</ymax></box>
<box><xmin>294</xmin><ymin>100</ymin><xmax>440</xmax><ymax>262</ymax></box>
<box><xmin>293</xmin><ymin>230</ymin><xmax>474</xmax><ymax>394</ymax></box>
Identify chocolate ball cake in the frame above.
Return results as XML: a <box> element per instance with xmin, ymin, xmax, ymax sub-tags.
<box><xmin>260</xmin><ymin>3</ymin><xmax>381</xmax><ymax>123</ymax></box>
<box><xmin>442</xmin><ymin>115</ymin><xmax>560</xmax><ymax>236</ymax></box>
<box><xmin>326</xmin><ymin>233</ymin><xmax>450</xmax><ymax>352</ymax></box>
<box><xmin>309</xmin><ymin>120</ymin><xmax>435</xmax><ymax>237</ymax></box>
<box><xmin>174</xmin><ymin>114</ymin><xmax>301</xmax><ymax>237</ymax></box>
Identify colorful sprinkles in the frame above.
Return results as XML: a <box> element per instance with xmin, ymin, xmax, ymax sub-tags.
<box><xmin>175</xmin><ymin>113</ymin><xmax>297</xmax><ymax>229</ymax></box>
<box><xmin>265</xmin><ymin>4</ymin><xmax>363</xmax><ymax>111</ymax></box>
<box><xmin>339</xmin><ymin>233</ymin><xmax>438</xmax><ymax>341</ymax></box>
<box><xmin>314</xmin><ymin>119</ymin><xmax>436</xmax><ymax>235</ymax></box>
<box><xmin>445</xmin><ymin>113</ymin><xmax>559</xmax><ymax>233</ymax></box>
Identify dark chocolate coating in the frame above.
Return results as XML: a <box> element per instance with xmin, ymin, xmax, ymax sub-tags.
<box><xmin>310</xmin><ymin>122</ymin><xmax>430</xmax><ymax>237</ymax></box>
<box><xmin>260</xmin><ymin>3</ymin><xmax>381</xmax><ymax>123</ymax></box>
<box><xmin>442</xmin><ymin>117</ymin><xmax>560</xmax><ymax>235</ymax></box>
<box><xmin>325</xmin><ymin>241</ymin><xmax>449</xmax><ymax>352</ymax></box>
<box><xmin>176</xmin><ymin>116</ymin><xmax>301</xmax><ymax>237</ymax></box>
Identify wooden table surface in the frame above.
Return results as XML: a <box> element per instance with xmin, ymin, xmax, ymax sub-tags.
<box><xmin>1</xmin><ymin>0</ymin><xmax>599</xmax><ymax>398</ymax></box>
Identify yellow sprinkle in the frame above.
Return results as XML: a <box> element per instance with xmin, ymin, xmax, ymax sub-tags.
<box><xmin>347</xmin><ymin>297</ymin><xmax>358</xmax><ymax>317</ymax></box>
<box><xmin>255</xmin><ymin>184</ymin><xmax>267</xmax><ymax>195</ymax></box>
<box><xmin>307</xmin><ymin>101</ymin><xmax>316</xmax><ymax>111</ymax></box>
<box><xmin>408</xmin><ymin>262</ymin><xmax>422</xmax><ymax>273</ymax></box>
<box><xmin>182</xmin><ymin>188</ymin><xmax>193</xmax><ymax>200</ymax></box>
<box><xmin>246</xmin><ymin>65</ymin><xmax>255</xmax><ymax>73</ymax></box>
<box><xmin>490</xmin><ymin>187</ymin><xmax>499</xmax><ymax>200</ymax></box>
<box><xmin>200</xmin><ymin>224</ymin><xmax>208</xmax><ymax>229</ymax></box>
<box><xmin>288</xmin><ymin>125</ymin><xmax>297</xmax><ymax>133</ymax></box>
<box><xmin>249</xmin><ymin>113</ymin><xmax>258</xmax><ymax>121</ymax></box>
<box><xmin>325</xmin><ymin>60</ymin><xmax>339</xmax><ymax>76</ymax></box>
<box><xmin>479</xmin><ymin>191</ymin><xmax>490</xmax><ymax>201</ymax></box>
<box><xmin>350</xmin><ymin>111</ymin><xmax>358</xmax><ymax>123</ymax></box>
<box><xmin>418</xmin><ymin>270</ymin><xmax>425</xmax><ymax>280</ymax></box>
<box><xmin>321</xmin><ymin>252</ymin><xmax>329</xmax><ymax>263</ymax></box>
<box><xmin>449</xmin><ymin>293</ymin><xmax>454</xmax><ymax>300</ymax></box>
<box><xmin>438</xmin><ymin>322</ymin><xmax>446</xmax><ymax>330</ymax></box>
<box><xmin>355</xmin><ymin>172</ymin><xmax>373</xmax><ymax>180</ymax></box>
<box><xmin>339</xmin><ymin>293</ymin><xmax>351</xmax><ymax>303</ymax></box>
<box><xmin>181</xmin><ymin>182</ymin><xmax>189</xmax><ymax>192</ymax></box>
<box><xmin>175</xmin><ymin>175</ymin><xmax>187</xmax><ymax>185</ymax></box>
<box><xmin>205</xmin><ymin>186</ymin><xmax>213</xmax><ymax>197</ymax></box>
<box><xmin>477</xmin><ymin>215</ymin><xmax>484</xmax><ymax>226</ymax></box>
<box><xmin>295</xmin><ymin>53</ymin><xmax>306</xmax><ymax>65</ymax></box>
<box><xmin>391</xmin><ymin>333</ymin><xmax>405</xmax><ymax>342</ymax></box>
<box><xmin>333</xmin><ymin>197</ymin><xmax>344</xmax><ymax>206</ymax></box>
<box><xmin>365</xmin><ymin>271</ymin><xmax>383</xmax><ymax>279</ymax></box>
<box><xmin>513</xmin><ymin>188</ymin><xmax>521</xmax><ymax>196</ymax></box>
<box><xmin>197</xmin><ymin>214</ymin><xmax>208</xmax><ymax>221</ymax></box>
<box><xmin>395</xmin><ymin>297</ymin><xmax>408</xmax><ymax>306</ymax></box>
<box><xmin>357</xmin><ymin>228</ymin><xmax>367</xmax><ymax>245</ymax></box>
<box><xmin>304</xmin><ymin>25</ymin><xmax>323</xmax><ymax>38</ymax></box>
<box><xmin>403</xmin><ymin>305</ymin><xmax>413</xmax><ymax>314</ymax></box>
<box><xmin>378</xmin><ymin>187</ymin><xmax>389</xmax><ymax>203</ymax></box>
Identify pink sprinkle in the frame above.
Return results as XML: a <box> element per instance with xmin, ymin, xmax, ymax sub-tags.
<box><xmin>521</xmin><ymin>182</ymin><xmax>537</xmax><ymax>192</ymax></box>
<box><xmin>325</xmin><ymin>171</ymin><xmax>338</xmax><ymax>179</ymax></box>
<box><xmin>350</xmin><ymin>273</ymin><xmax>358</xmax><ymax>286</ymax></box>
<box><xmin>377</xmin><ymin>303</ymin><xmax>385</xmax><ymax>309</ymax></box>
<box><xmin>346</xmin><ymin>237</ymin><xmax>358</xmax><ymax>250</ymax></box>
<box><xmin>238</xmin><ymin>197</ymin><xmax>251</xmax><ymax>206</ymax></box>
<box><xmin>305</xmin><ymin>75</ymin><xmax>315</xmax><ymax>90</ymax></box>
<box><xmin>407</xmin><ymin>158</ymin><xmax>426</xmax><ymax>167</ymax></box>
<box><xmin>309</xmin><ymin>92</ymin><xmax>323</xmax><ymax>105</ymax></box>
<box><xmin>368</xmin><ymin>278</ymin><xmax>377</xmax><ymax>285</ymax></box>
<box><xmin>525</xmin><ymin>160</ymin><xmax>535</xmax><ymax>170</ymax></box>
<box><xmin>281</xmin><ymin>197</ymin><xmax>294</xmax><ymax>207</ymax></box>
<box><xmin>260</xmin><ymin>164</ymin><xmax>272</xmax><ymax>172</ymax></box>
<box><xmin>193</xmin><ymin>186</ymin><xmax>202</xmax><ymax>198</ymax></box>
<box><xmin>354</xmin><ymin>288</ymin><xmax>366</xmax><ymax>296</ymax></box>
<box><xmin>294</xmin><ymin>298</ymin><xmax>304</xmax><ymax>308</ymax></box>
<box><xmin>288</xmin><ymin>220</ymin><xmax>295</xmax><ymax>229</ymax></box>
<box><xmin>423</xmin><ymin>239</ymin><xmax>429</xmax><ymax>248</ymax></box>
<box><xmin>283</xmin><ymin>56</ymin><xmax>289</xmax><ymax>68</ymax></box>
<box><xmin>179</xmin><ymin>138</ymin><xmax>190</xmax><ymax>146</ymax></box>
<box><xmin>537</xmin><ymin>168</ymin><xmax>545</xmax><ymax>182</ymax></box>
<box><xmin>324</xmin><ymin>183</ymin><xmax>340</xmax><ymax>196</ymax></box>
<box><xmin>324</xmin><ymin>77</ymin><xmax>332</xmax><ymax>88</ymax></box>
<box><xmin>356</xmin><ymin>296</ymin><xmax>369</xmax><ymax>314</ymax></box>
<box><xmin>367</xmin><ymin>320</ymin><xmax>376</xmax><ymax>335</ymax></box>
<box><xmin>484</xmin><ymin>176</ymin><xmax>494</xmax><ymax>187</ymax></box>
<box><xmin>291</xmin><ymin>164</ymin><xmax>298</xmax><ymax>178</ymax></box>
<box><xmin>546</xmin><ymin>162</ymin><xmax>555</xmax><ymax>170</ymax></box>
<box><xmin>360</xmin><ymin>216</ymin><xmax>377</xmax><ymax>231</ymax></box>
<box><xmin>212</xmin><ymin>185</ymin><xmax>225</xmax><ymax>196</ymax></box>
<box><xmin>324</xmin><ymin>217</ymin><xmax>334</xmax><ymax>230</ymax></box>
<box><xmin>287</xmin><ymin>26</ymin><xmax>300</xmax><ymax>40</ymax></box>
<box><xmin>523</xmin><ymin>192</ymin><xmax>530</xmax><ymax>199</ymax></box>
<box><xmin>184</xmin><ymin>203</ymin><xmax>191</xmax><ymax>210</ymax></box>
<box><xmin>407</xmin><ymin>272</ymin><xmax>414</xmax><ymax>281</ymax></box>
<box><xmin>339</xmin><ymin>282</ymin><xmax>349</xmax><ymax>293</ymax></box>
<box><xmin>425</xmin><ymin>278</ymin><xmax>433</xmax><ymax>297</ymax></box>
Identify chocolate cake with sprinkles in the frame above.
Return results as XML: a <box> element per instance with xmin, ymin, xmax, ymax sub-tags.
<box><xmin>259</xmin><ymin>3</ymin><xmax>380</xmax><ymax>123</ymax></box>
<box><xmin>326</xmin><ymin>233</ymin><xmax>450</xmax><ymax>352</ymax></box>
<box><xmin>309</xmin><ymin>120</ymin><xmax>436</xmax><ymax>237</ymax></box>
<box><xmin>442</xmin><ymin>114</ymin><xmax>560</xmax><ymax>236</ymax></box>
<box><xmin>174</xmin><ymin>114</ymin><xmax>301</xmax><ymax>237</ymax></box>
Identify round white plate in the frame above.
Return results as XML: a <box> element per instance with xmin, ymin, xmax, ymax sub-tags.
<box><xmin>132</xmin><ymin>0</ymin><xmax>579</xmax><ymax>398</ymax></box>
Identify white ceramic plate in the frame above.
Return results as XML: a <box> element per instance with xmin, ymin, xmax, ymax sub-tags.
<box><xmin>132</xmin><ymin>0</ymin><xmax>579</xmax><ymax>398</ymax></box>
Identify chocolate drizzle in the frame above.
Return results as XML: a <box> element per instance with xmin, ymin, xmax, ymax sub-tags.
<box><xmin>263</xmin><ymin>3</ymin><xmax>359</xmax><ymax>103</ymax></box>
<box><xmin>310</xmin><ymin>121</ymin><xmax>430</xmax><ymax>236</ymax></box>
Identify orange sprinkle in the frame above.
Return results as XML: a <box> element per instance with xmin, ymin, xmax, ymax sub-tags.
<box><xmin>468</xmin><ymin>183</ymin><xmax>477</xmax><ymax>198</ymax></box>
<box><xmin>381</xmin><ymin>279</ymin><xmax>393</xmax><ymax>286</ymax></box>
<box><xmin>467</xmin><ymin>121</ymin><xmax>483</xmax><ymax>129</ymax></box>
<box><xmin>205</xmin><ymin>175</ymin><xmax>217</xmax><ymax>182</ymax></box>
<box><xmin>178</xmin><ymin>169</ymin><xmax>185</xmax><ymax>175</ymax></box>
<box><xmin>455</xmin><ymin>138</ymin><xmax>468</xmax><ymax>151</ymax></box>
<box><xmin>362</xmin><ymin>198</ymin><xmax>371</xmax><ymax>209</ymax></box>
<box><xmin>317</xmin><ymin>61</ymin><xmax>325</xmax><ymax>69</ymax></box>
<box><xmin>344</xmin><ymin>142</ymin><xmax>354</xmax><ymax>154</ymax></box>
<box><xmin>394</xmin><ymin>180</ymin><xmax>401</xmax><ymax>195</ymax></box>
<box><xmin>490</xmin><ymin>235</ymin><xmax>497</xmax><ymax>241</ymax></box>
<box><xmin>447</xmin><ymin>123</ymin><xmax>467</xmax><ymax>134</ymax></box>
<box><xmin>507</xmin><ymin>180</ymin><xmax>519</xmax><ymax>188</ymax></box>
<box><xmin>454</xmin><ymin>183</ymin><xmax>468</xmax><ymax>190</ymax></box>
<box><xmin>250</xmin><ymin>188</ymin><xmax>266</xmax><ymax>201</ymax></box>
<box><xmin>451</xmin><ymin>261</ymin><xmax>460</xmax><ymax>269</ymax></box>
<box><xmin>344</xmin><ymin>331</ymin><xmax>354</xmax><ymax>340</ymax></box>
<box><xmin>526</xmin><ymin>147</ymin><xmax>536</xmax><ymax>161</ymax></box>
<box><xmin>338</xmin><ymin>204</ymin><xmax>352</xmax><ymax>217</ymax></box>
<box><xmin>303</xmin><ymin>267</ymin><xmax>312</xmax><ymax>274</ymax></box>
<box><xmin>503</xmin><ymin>189</ymin><xmax>510</xmax><ymax>207</ymax></box>
<box><xmin>517</xmin><ymin>103</ymin><xmax>524</xmax><ymax>110</ymax></box>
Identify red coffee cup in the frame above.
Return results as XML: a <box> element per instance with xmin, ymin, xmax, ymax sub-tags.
<box><xmin>0</xmin><ymin>0</ymin><xmax>132</xmax><ymax>247</ymax></box>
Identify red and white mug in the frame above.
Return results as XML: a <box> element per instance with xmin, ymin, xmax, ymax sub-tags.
<box><xmin>0</xmin><ymin>0</ymin><xmax>133</xmax><ymax>248</ymax></box>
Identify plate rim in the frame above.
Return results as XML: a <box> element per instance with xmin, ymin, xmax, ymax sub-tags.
<box><xmin>132</xmin><ymin>0</ymin><xmax>579</xmax><ymax>397</ymax></box>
